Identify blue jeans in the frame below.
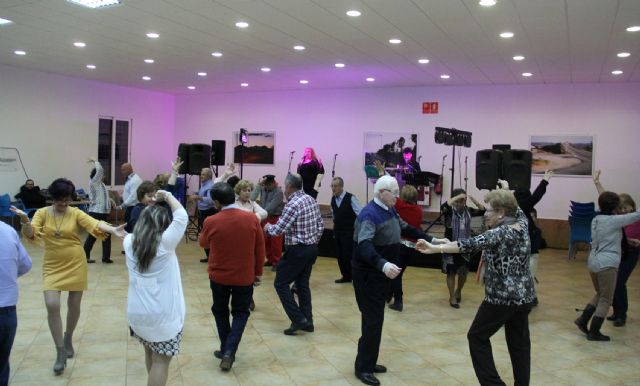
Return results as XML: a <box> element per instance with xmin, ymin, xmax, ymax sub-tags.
<box><xmin>210</xmin><ymin>281</ymin><xmax>253</xmax><ymax>356</ymax></box>
<box><xmin>0</xmin><ymin>305</ymin><xmax>17</xmax><ymax>386</ymax></box>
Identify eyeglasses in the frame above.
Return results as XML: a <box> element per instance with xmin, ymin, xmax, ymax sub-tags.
<box><xmin>53</xmin><ymin>198</ymin><xmax>72</xmax><ymax>204</ymax></box>
<box><xmin>381</xmin><ymin>189</ymin><xmax>400</xmax><ymax>197</ymax></box>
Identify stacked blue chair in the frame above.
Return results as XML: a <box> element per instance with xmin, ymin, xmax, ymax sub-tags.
<box><xmin>0</xmin><ymin>193</ymin><xmax>21</xmax><ymax>232</ymax></box>
<box><xmin>568</xmin><ymin>201</ymin><xmax>596</xmax><ymax>259</ymax></box>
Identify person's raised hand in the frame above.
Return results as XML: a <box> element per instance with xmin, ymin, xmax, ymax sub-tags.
<box><xmin>543</xmin><ymin>170</ymin><xmax>554</xmax><ymax>182</ymax></box>
<box><xmin>593</xmin><ymin>169</ymin><xmax>601</xmax><ymax>184</ymax></box>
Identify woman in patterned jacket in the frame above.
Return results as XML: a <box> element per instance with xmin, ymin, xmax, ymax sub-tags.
<box><xmin>417</xmin><ymin>184</ymin><xmax>534</xmax><ymax>386</ymax></box>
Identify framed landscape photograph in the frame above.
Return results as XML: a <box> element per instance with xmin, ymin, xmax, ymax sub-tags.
<box><xmin>233</xmin><ymin>131</ymin><xmax>275</xmax><ymax>165</ymax></box>
<box><xmin>529</xmin><ymin>135</ymin><xmax>594</xmax><ymax>176</ymax></box>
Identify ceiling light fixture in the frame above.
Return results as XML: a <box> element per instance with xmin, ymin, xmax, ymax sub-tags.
<box><xmin>240</xmin><ymin>83</ymin><xmax>249</xmax><ymax>87</ymax></box>
<box><xmin>366</xmin><ymin>77</ymin><xmax>375</xmax><ymax>82</ymax></box>
<box><xmin>626</xmin><ymin>26</ymin><xmax>640</xmax><ymax>32</ymax></box>
<box><xmin>86</xmin><ymin>64</ymin><xmax>96</xmax><ymax>69</ymax></box>
<box><xmin>335</xmin><ymin>63</ymin><xmax>345</xmax><ymax>68</ymax></box>
<box><xmin>260</xmin><ymin>67</ymin><xmax>271</xmax><ymax>72</ymax></box>
<box><xmin>418</xmin><ymin>58</ymin><xmax>430</xmax><ymax>64</ymax></box>
<box><xmin>346</xmin><ymin>10</ymin><xmax>361</xmax><ymax>17</ymax></box>
<box><xmin>611</xmin><ymin>70</ymin><xmax>623</xmax><ymax>75</ymax></box>
<box><xmin>146</xmin><ymin>32</ymin><xmax>159</xmax><ymax>39</ymax></box>
<box><xmin>14</xmin><ymin>50</ymin><xmax>26</xmax><ymax>56</ymax></box>
<box><xmin>617</xmin><ymin>52</ymin><xmax>630</xmax><ymax>58</ymax></box>
<box><xmin>235</xmin><ymin>21</ymin><xmax>249</xmax><ymax>29</ymax></box>
<box><xmin>67</xmin><ymin>0</ymin><xmax>121</xmax><ymax>8</ymax></box>
<box><xmin>188</xmin><ymin>86</ymin><xmax>196</xmax><ymax>90</ymax></box>
<box><xmin>211</xmin><ymin>51</ymin><xmax>223</xmax><ymax>57</ymax></box>
<box><xmin>73</xmin><ymin>41</ymin><xmax>86</xmax><ymax>48</ymax></box>
<box><xmin>389</xmin><ymin>38</ymin><xmax>402</xmax><ymax>44</ymax></box>
<box><xmin>522</xmin><ymin>72</ymin><xmax>533</xmax><ymax>77</ymax></box>
<box><xmin>440</xmin><ymin>74</ymin><xmax>450</xmax><ymax>79</ymax></box>
<box><xmin>293</xmin><ymin>45</ymin><xmax>305</xmax><ymax>51</ymax></box>
<box><xmin>0</xmin><ymin>17</ymin><xmax>13</xmax><ymax>25</ymax></box>
<box><xmin>513</xmin><ymin>55</ymin><xmax>525</xmax><ymax>61</ymax></box>
<box><xmin>144</xmin><ymin>58</ymin><xmax>154</xmax><ymax>63</ymax></box>
<box><xmin>500</xmin><ymin>31</ymin><xmax>514</xmax><ymax>38</ymax></box>
<box><xmin>479</xmin><ymin>0</ymin><xmax>497</xmax><ymax>6</ymax></box>
<box><xmin>299</xmin><ymin>80</ymin><xmax>309</xmax><ymax>84</ymax></box>
<box><xmin>197</xmin><ymin>72</ymin><xmax>207</xmax><ymax>77</ymax></box>
<box><xmin>142</xmin><ymin>76</ymin><xmax>151</xmax><ymax>81</ymax></box>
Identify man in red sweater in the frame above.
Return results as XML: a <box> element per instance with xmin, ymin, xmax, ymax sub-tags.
<box><xmin>199</xmin><ymin>182</ymin><xmax>265</xmax><ymax>371</ymax></box>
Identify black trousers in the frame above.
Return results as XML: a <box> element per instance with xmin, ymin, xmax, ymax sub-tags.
<box><xmin>198</xmin><ymin>207</ymin><xmax>218</xmax><ymax>258</ymax></box>
<box><xmin>389</xmin><ymin>245</ymin><xmax>413</xmax><ymax>303</ymax></box>
<box><xmin>353</xmin><ymin>268</ymin><xmax>387</xmax><ymax>374</ymax></box>
<box><xmin>83</xmin><ymin>212</ymin><xmax>111</xmax><ymax>260</ymax></box>
<box><xmin>333</xmin><ymin>230</ymin><xmax>354</xmax><ymax>281</ymax></box>
<box><xmin>612</xmin><ymin>252</ymin><xmax>639</xmax><ymax>319</ymax></box>
<box><xmin>274</xmin><ymin>244</ymin><xmax>318</xmax><ymax>324</ymax></box>
<box><xmin>467</xmin><ymin>301</ymin><xmax>532</xmax><ymax>386</ymax></box>
<box><xmin>210</xmin><ymin>281</ymin><xmax>253</xmax><ymax>356</ymax></box>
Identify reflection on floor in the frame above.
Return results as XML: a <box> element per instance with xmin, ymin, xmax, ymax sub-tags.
<box><xmin>8</xmin><ymin>241</ymin><xmax>640</xmax><ymax>385</ymax></box>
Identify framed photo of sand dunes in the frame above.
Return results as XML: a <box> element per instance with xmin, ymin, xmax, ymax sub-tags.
<box><xmin>232</xmin><ymin>131</ymin><xmax>275</xmax><ymax>165</ymax></box>
<box><xmin>529</xmin><ymin>135</ymin><xmax>594</xmax><ymax>177</ymax></box>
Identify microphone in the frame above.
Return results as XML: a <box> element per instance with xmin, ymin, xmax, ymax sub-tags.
<box><xmin>417</xmin><ymin>156</ymin><xmax>422</xmax><ymax>162</ymax></box>
<box><xmin>443</xmin><ymin>154</ymin><xmax>448</xmax><ymax>160</ymax></box>
<box><xmin>290</xmin><ymin>151</ymin><xmax>296</xmax><ymax>155</ymax></box>
<box><xmin>334</xmin><ymin>153</ymin><xmax>338</xmax><ymax>158</ymax></box>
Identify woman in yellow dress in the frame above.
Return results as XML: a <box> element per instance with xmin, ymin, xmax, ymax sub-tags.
<box><xmin>11</xmin><ymin>178</ymin><xmax>126</xmax><ymax>375</ymax></box>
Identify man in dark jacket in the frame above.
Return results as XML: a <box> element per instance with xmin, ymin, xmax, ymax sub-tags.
<box><xmin>15</xmin><ymin>179</ymin><xmax>46</xmax><ymax>214</ymax></box>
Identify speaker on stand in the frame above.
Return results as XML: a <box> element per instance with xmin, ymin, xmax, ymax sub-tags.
<box><xmin>502</xmin><ymin>150</ymin><xmax>532</xmax><ymax>192</ymax></box>
<box><xmin>475</xmin><ymin>149</ymin><xmax>503</xmax><ymax>190</ymax></box>
<box><xmin>211</xmin><ymin>140</ymin><xmax>226</xmax><ymax>177</ymax></box>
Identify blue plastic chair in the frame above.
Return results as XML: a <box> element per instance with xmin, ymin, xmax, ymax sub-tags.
<box><xmin>568</xmin><ymin>215</ymin><xmax>593</xmax><ymax>259</ymax></box>
<box><xmin>570</xmin><ymin>201</ymin><xmax>595</xmax><ymax>212</ymax></box>
<box><xmin>0</xmin><ymin>193</ymin><xmax>21</xmax><ymax>231</ymax></box>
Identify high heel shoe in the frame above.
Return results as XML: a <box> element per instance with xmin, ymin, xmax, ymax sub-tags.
<box><xmin>53</xmin><ymin>346</ymin><xmax>67</xmax><ymax>375</ymax></box>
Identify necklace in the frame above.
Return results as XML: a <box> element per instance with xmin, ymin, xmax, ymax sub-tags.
<box><xmin>52</xmin><ymin>209</ymin><xmax>67</xmax><ymax>238</ymax></box>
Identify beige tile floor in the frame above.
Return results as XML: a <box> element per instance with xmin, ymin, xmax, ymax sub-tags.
<box><xmin>8</xmin><ymin>239</ymin><xmax>640</xmax><ymax>386</ymax></box>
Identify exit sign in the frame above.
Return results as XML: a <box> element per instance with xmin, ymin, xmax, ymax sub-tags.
<box><xmin>422</xmin><ymin>102</ymin><xmax>439</xmax><ymax>114</ymax></box>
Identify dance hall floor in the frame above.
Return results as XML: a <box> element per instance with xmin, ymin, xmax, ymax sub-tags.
<box><xmin>8</xmin><ymin>240</ymin><xmax>640</xmax><ymax>385</ymax></box>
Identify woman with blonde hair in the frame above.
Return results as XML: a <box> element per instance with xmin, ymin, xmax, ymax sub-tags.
<box><xmin>234</xmin><ymin>179</ymin><xmax>267</xmax><ymax>221</ymax></box>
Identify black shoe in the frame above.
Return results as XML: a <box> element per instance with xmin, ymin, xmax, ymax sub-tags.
<box><xmin>284</xmin><ymin>319</ymin><xmax>311</xmax><ymax>335</ymax></box>
<box><xmin>373</xmin><ymin>364</ymin><xmax>387</xmax><ymax>373</ymax></box>
<box><xmin>388</xmin><ymin>302</ymin><xmax>403</xmax><ymax>312</ymax></box>
<box><xmin>334</xmin><ymin>278</ymin><xmax>352</xmax><ymax>283</ymax></box>
<box><xmin>613</xmin><ymin>318</ymin><xmax>626</xmax><ymax>327</ymax></box>
<box><xmin>220</xmin><ymin>354</ymin><xmax>235</xmax><ymax>371</ymax></box>
<box><xmin>455</xmin><ymin>294</ymin><xmax>462</xmax><ymax>303</ymax></box>
<box><xmin>450</xmin><ymin>302</ymin><xmax>460</xmax><ymax>309</ymax></box>
<box><xmin>302</xmin><ymin>322</ymin><xmax>314</xmax><ymax>332</ymax></box>
<box><xmin>355</xmin><ymin>372</ymin><xmax>380</xmax><ymax>386</ymax></box>
<box><xmin>264</xmin><ymin>261</ymin><xmax>273</xmax><ymax>267</ymax></box>
<box><xmin>102</xmin><ymin>258</ymin><xmax>114</xmax><ymax>264</ymax></box>
<box><xmin>213</xmin><ymin>350</ymin><xmax>223</xmax><ymax>359</ymax></box>
<box><xmin>86</xmin><ymin>259</ymin><xmax>96</xmax><ymax>264</ymax></box>
<box><xmin>575</xmin><ymin>304</ymin><xmax>596</xmax><ymax>335</ymax></box>
<box><xmin>587</xmin><ymin>316</ymin><xmax>611</xmax><ymax>341</ymax></box>
<box><xmin>606</xmin><ymin>314</ymin><xmax>618</xmax><ymax>321</ymax></box>
<box><xmin>200</xmin><ymin>258</ymin><xmax>208</xmax><ymax>263</ymax></box>
<box><xmin>121</xmin><ymin>251</ymin><xmax>125</xmax><ymax>255</ymax></box>
<box><xmin>531</xmin><ymin>297</ymin><xmax>539</xmax><ymax>307</ymax></box>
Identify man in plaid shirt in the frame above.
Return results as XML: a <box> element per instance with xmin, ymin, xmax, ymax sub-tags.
<box><xmin>264</xmin><ymin>173</ymin><xmax>324</xmax><ymax>335</ymax></box>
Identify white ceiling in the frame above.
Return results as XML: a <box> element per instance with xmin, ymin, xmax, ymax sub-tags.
<box><xmin>1</xmin><ymin>0</ymin><xmax>639</xmax><ymax>94</ymax></box>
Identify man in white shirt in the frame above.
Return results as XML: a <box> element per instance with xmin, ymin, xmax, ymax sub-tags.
<box><xmin>117</xmin><ymin>163</ymin><xmax>142</xmax><ymax>232</ymax></box>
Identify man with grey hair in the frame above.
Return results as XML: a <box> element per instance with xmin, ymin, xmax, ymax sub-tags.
<box><xmin>194</xmin><ymin>167</ymin><xmax>217</xmax><ymax>262</ymax></box>
<box><xmin>117</xmin><ymin>162</ymin><xmax>142</xmax><ymax>233</ymax></box>
<box><xmin>352</xmin><ymin>175</ymin><xmax>446</xmax><ymax>386</ymax></box>
<box><xmin>331</xmin><ymin>176</ymin><xmax>362</xmax><ymax>283</ymax></box>
<box><xmin>264</xmin><ymin>173</ymin><xmax>324</xmax><ymax>335</ymax></box>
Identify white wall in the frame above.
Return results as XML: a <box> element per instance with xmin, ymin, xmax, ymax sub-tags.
<box><xmin>175</xmin><ymin>82</ymin><xmax>640</xmax><ymax>220</ymax></box>
<box><xmin>1</xmin><ymin>64</ymin><xmax>175</xmax><ymax>195</ymax></box>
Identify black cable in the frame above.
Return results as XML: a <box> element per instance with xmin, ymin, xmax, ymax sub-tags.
<box><xmin>1</xmin><ymin>147</ymin><xmax>29</xmax><ymax>179</ymax></box>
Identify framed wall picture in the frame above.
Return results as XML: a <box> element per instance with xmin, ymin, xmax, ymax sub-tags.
<box><xmin>233</xmin><ymin>131</ymin><xmax>275</xmax><ymax>165</ymax></box>
<box><xmin>529</xmin><ymin>135</ymin><xmax>594</xmax><ymax>176</ymax></box>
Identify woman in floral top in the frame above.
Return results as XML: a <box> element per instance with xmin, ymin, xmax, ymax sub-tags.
<box><xmin>417</xmin><ymin>186</ymin><xmax>534</xmax><ymax>386</ymax></box>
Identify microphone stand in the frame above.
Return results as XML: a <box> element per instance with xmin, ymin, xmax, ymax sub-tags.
<box><xmin>331</xmin><ymin>154</ymin><xmax>337</xmax><ymax>178</ymax></box>
<box><xmin>464</xmin><ymin>156</ymin><xmax>469</xmax><ymax>193</ymax></box>
<box><xmin>287</xmin><ymin>151</ymin><xmax>295</xmax><ymax>175</ymax></box>
<box><xmin>425</xmin><ymin>154</ymin><xmax>448</xmax><ymax>232</ymax></box>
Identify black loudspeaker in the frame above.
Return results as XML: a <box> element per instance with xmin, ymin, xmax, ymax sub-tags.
<box><xmin>502</xmin><ymin>150</ymin><xmax>532</xmax><ymax>192</ymax></box>
<box><xmin>177</xmin><ymin>143</ymin><xmax>190</xmax><ymax>174</ymax></box>
<box><xmin>476</xmin><ymin>149</ymin><xmax>503</xmax><ymax>190</ymax></box>
<box><xmin>211</xmin><ymin>140</ymin><xmax>226</xmax><ymax>166</ymax></box>
<box><xmin>188</xmin><ymin>144</ymin><xmax>211</xmax><ymax>175</ymax></box>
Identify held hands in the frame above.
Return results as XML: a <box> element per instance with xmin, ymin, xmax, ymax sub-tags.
<box><xmin>628</xmin><ymin>238</ymin><xmax>640</xmax><ymax>248</ymax></box>
<box><xmin>543</xmin><ymin>170</ymin><xmax>554</xmax><ymax>182</ymax></box>
<box><xmin>415</xmin><ymin>239</ymin><xmax>437</xmax><ymax>254</ymax></box>
<box><xmin>431</xmin><ymin>237</ymin><xmax>450</xmax><ymax>245</ymax></box>
<box><xmin>382</xmin><ymin>262</ymin><xmax>402</xmax><ymax>279</ymax></box>
<box><xmin>154</xmin><ymin>190</ymin><xmax>173</xmax><ymax>202</ymax></box>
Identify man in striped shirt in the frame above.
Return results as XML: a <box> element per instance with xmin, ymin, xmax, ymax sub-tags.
<box><xmin>264</xmin><ymin>173</ymin><xmax>324</xmax><ymax>335</ymax></box>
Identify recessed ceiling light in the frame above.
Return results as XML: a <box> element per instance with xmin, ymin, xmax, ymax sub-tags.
<box><xmin>617</xmin><ymin>52</ymin><xmax>630</xmax><ymax>58</ymax></box>
<box><xmin>144</xmin><ymin>58</ymin><xmax>154</xmax><ymax>64</ymax></box>
<box><xmin>293</xmin><ymin>45</ymin><xmax>306</xmax><ymax>51</ymax></box>
<box><xmin>626</xmin><ymin>26</ymin><xmax>640</xmax><ymax>32</ymax></box>
<box><xmin>346</xmin><ymin>10</ymin><xmax>362</xmax><ymax>17</ymax></box>
<box><xmin>211</xmin><ymin>51</ymin><xmax>223</xmax><ymax>57</ymax></box>
<box><xmin>335</xmin><ymin>63</ymin><xmax>345</xmax><ymax>68</ymax></box>
<box><xmin>188</xmin><ymin>86</ymin><xmax>196</xmax><ymax>90</ymax></box>
<box><xmin>513</xmin><ymin>55</ymin><xmax>525</xmax><ymax>61</ymax></box>
<box><xmin>197</xmin><ymin>72</ymin><xmax>207</xmax><ymax>77</ymax></box>
<box><xmin>146</xmin><ymin>32</ymin><xmax>159</xmax><ymax>39</ymax></box>
<box><xmin>142</xmin><ymin>76</ymin><xmax>151</xmax><ymax>81</ymax></box>
<box><xmin>366</xmin><ymin>77</ymin><xmax>375</xmax><ymax>82</ymax></box>
<box><xmin>0</xmin><ymin>17</ymin><xmax>13</xmax><ymax>25</ymax></box>
<box><xmin>67</xmin><ymin>0</ymin><xmax>121</xmax><ymax>8</ymax></box>
<box><xmin>418</xmin><ymin>58</ymin><xmax>430</xmax><ymax>64</ymax></box>
<box><xmin>479</xmin><ymin>0</ymin><xmax>497</xmax><ymax>6</ymax></box>
<box><xmin>522</xmin><ymin>72</ymin><xmax>533</xmax><ymax>77</ymax></box>
<box><xmin>389</xmin><ymin>38</ymin><xmax>402</xmax><ymax>44</ymax></box>
<box><xmin>14</xmin><ymin>50</ymin><xmax>26</xmax><ymax>56</ymax></box>
<box><xmin>440</xmin><ymin>74</ymin><xmax>450</xmax><ymax>79</ymax></box>
<box><xmin>260</xmin><ymin>67</ymin><xmax>271</xmax><ymax>72</ymax></box>
<box><xmin>499</xmin><ymin>31</ymin><xmax>514</xmax><ymax>38</ymax></box>
<box><xmin>240</xmin><ymin>83</ymin><xmax>249</xmax><ymax>87</ymax></box>
<box><xmin>611</xmin><ymin>70</ymin><xmax>623</xmax><ymax>75</ymax></box>
<box><xmin>235</xmin><ymin>21</ymin><xmax>249</xmax><ymax>29</ymax></box>
<box><xmin>299</xmin><ymin>80</ymin><xmax>309</xmax><ymax>84</ymax></box>
<box><xmin>73</xmin><ymin>41</ymin><xmax>86</xmax><ymax>48</ymax></box>
<box><xmin>86</xmin><ymin>64</ymin><xmax>96</xmax><ymax>69</ymax></box>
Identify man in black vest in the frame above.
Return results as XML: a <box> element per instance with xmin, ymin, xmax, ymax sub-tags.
<box><xmin>330</xmin><ymin>177</ymin><xmax>362</xmax><ymax>283</ymax></box>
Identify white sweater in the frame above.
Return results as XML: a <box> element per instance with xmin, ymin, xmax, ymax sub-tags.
<box><xmin>125</xmin><ymin>207</ymin><xmax>188</xmax><ymax>342</ymax></box>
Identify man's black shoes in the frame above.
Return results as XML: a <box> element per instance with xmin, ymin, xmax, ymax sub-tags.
<box><xmin>284</xmin><ymin>319</ymin><xmax>312</xmax><ymax>335</ymax></box>
<box><xmin>355</xmin><ymin>372</ymin><xmax>380</xmax><ymax>386</ymax></box>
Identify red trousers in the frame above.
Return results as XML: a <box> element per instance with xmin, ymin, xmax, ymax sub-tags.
<box><xmin>263</xmin><ymin>216</ymin><xmax>283</xmax><ymax>265</ymax></box>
